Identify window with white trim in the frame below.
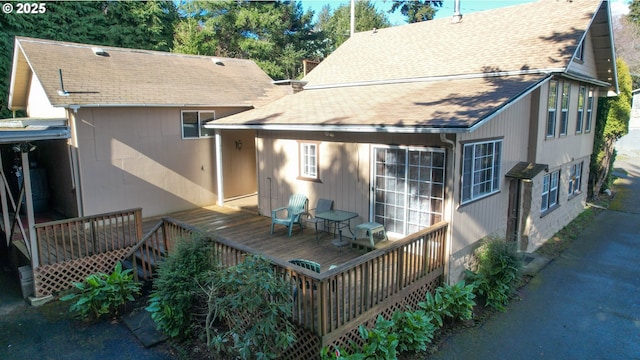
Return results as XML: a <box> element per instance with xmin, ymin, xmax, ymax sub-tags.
<box><xmin>462</xmin><ymin>139</ymin><xmax>502</xmax><ymax>204</ymax></box>
<box><xmin>547</xmin><ymin>80</ymin><xmax>558</xmax><ymax>138</ymax></box>
<box><xmin>585</xmin><ymin>88</ymin><xmax>594</xmax><ymax>132</ymax></box>
<box><xmin>568</xmin><ymin>162</ymin><xmax>583</xmax><ymax>197</ymax></box>
<box><xmin>576</xmin><ymin>86</ymin><xmax>585</xmax><ymax>133</ymax></box>
<box><xmin>299</xmin><ymin>142</ymin><xmax>318</xmax><ymax>180</ymax></box>
<box><xmin>181</xmin><ymin>111</ymin><xmax>215</xmax><ymax>138</ymax></box>
<box><xmin>541</xmin><ymin>170</ymin><xmax>560</xmax><ymax>212</ymax></box>
<box><xmin>559</xmin><ymin>82</ymin><xmax>570</xmax><ymax>136</ymax></box>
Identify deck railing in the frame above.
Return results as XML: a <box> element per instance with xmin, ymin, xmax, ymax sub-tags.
<box><xmin>290</xmin><ymin>221</ymin><xmax>447</xmax><ymax>337</ymax></box>
<box><xmin>125</xmin><ymin>217</ymin><xmax>201</xmax><ymax>281</ymax></box>
<box><xmin>145</xmin><ymin>219</ymin><xmax>447</xmax><ymax>338</ymax></box>
<box><xmin>34</xmin><ymin>208</ymin><xmax>143</xmax><ymax>267</ymax></box>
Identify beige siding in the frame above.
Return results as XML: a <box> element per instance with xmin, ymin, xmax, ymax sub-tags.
<box><xmin>74</xmin><ymin>107</ymin><xmax>225</xmax><ymax>217</ymax></box>
<box><xmin>567</xmin><ymin>30</ymin><xmax>598</xmax><ymax>78</ymax></box>
<box><xmin>535</xmin><ymin>81</ymin><xmax>598</xmax><ymax>167</ymax></box>
<box><xmin>26</xmin><ymin>75</ymin><xmax>66</xmax><ymax>118</ymax></box>
<box><xmin>451</xmin><ymin>94</ymin><xmax>532</xmax><ymax>255</ymax></box>
<box><xmin>256</xmin><ymin>131</ymin><xmax>444</xmax><ymax>223</ymax></box>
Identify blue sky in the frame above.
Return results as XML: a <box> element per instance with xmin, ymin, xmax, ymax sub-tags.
<box><xmin>300</xmin><ymin>0</ymin><xmax>631</xmax><ymax>25</ymax></box>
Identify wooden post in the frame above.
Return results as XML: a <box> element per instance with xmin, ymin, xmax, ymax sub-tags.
<box><xmin>0</xmin><ymin>151</ymin><xmax>11</xmax><ymax>246</ymax></box>
<box><xmin>21</xmin><ymin>149</ymin><xmax>39</xmax><ymax>270</ymax></box>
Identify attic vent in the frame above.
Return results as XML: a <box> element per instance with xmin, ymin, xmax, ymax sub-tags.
<box><xmin>212</xmin><ymin>58</ymin><xmax>224</xmax><ymax>66</ymax></box>
<box><xmin>91</xmin><ymin>47</ymin><xmax>109</xmax><ymax>57</ymax></box>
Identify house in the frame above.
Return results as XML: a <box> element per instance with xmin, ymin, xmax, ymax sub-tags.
<box><xmin>205</xmin><ymin>0</ymin><xmax>618</xmax><ymax>282</ymax></box>
<box><xmin>4</xmin><ymin>36</ymin><xmax>286</xmax><ymax>220</ymax></box>
<box><xmin>0</xmin><ymin>37</ymin><xmax>286</xmax><ymax>296</ymax></box>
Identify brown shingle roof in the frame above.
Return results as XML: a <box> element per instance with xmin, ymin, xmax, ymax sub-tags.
<box><xmin>209</xmin><ymin>0</ymin><xmax>611</xmax><ymax>132</ymax></box>
<box><xmin>302</xmin><ymin>0</ymin><xmax>602</xmax><ymax>87</ymax></box>
<box><xmin>12</xmin><ymin>37</ymin><xmax>286</xmax><ymax>108</ymax></box>
<box><xmin>210</xmin><ymin>74</ymin><xmax>548</xmax><ymax>130</ymax></box>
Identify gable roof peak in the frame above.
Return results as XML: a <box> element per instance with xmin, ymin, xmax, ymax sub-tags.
<box><xmin>303</xmin><ymin>0</ymin><xmax>607</xmax><ymax>88</ymax></box>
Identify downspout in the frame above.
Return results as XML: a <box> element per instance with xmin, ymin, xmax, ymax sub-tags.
<box><xmin>439</xmin><ymin>133</ymin><xmax>455</xmax><ymax>284</ymax></box>
<box><xmin>215</xmin><ymin>130</ymin><xmax>224</xmax><ymax>206</ymax></box>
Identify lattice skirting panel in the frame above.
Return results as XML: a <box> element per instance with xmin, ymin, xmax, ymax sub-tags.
<box><xmin>281</xmin><ymin>323</ymin><xmax>322</xmax><ymax>360</ymax></box>
<box><xmin>34</xmin><ymin>248</ymin><xmax>132</xmax><ymax>297</ymax></box>
<box><xmin>322</xmin><ymin>274</ymin><xmax>442</xmax><ymax>356</ymax></box>
<box><xmin>224</xmin><ymin>308</ymin><xmax>321</xmax><ymax>360</ymax></box>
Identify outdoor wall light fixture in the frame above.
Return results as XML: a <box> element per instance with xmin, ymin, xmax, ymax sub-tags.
<box><xmin>235</xmin><ymin>140</ymin><xmax>243</xmax><ymax>151</ymax></box>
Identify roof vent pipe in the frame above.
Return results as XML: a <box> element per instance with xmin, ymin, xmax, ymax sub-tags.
<box><xmin>91</xmin><ymin>47</ymin><xmax>109</xmax><ymax>56</ymax></box>
<box><xmin>452</xmin><ymin>0</ymin><xmax>463</xmax><ymax>23</ymax></box>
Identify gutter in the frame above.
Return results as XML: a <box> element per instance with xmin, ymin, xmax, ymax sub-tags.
<box><xmin>205</xmin><ymin>123</ymin><xmax>473</xmax><ymax>134</ymax></box>
<box><xmin>561</xmin><ymin>71</ymin><xmax>611</xmax><ymax>88</ymax></box>
<box><xmin>0</xmin><ymin>128</ymin><xmax>71</xmax><ymax>143</ymax></box>
<box><xmin>53</xmin><ymin>103</ymin><xmax>253</xmax><ymax>110</ymax></box>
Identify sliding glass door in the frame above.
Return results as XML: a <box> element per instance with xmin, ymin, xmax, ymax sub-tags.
<box><xmin>373</xmin><ymin>147</ymin><xmax>445</xmax><ymax>236</ymax></box>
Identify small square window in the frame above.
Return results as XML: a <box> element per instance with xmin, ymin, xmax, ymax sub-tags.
<box><xmin>181</xmin><ymin>110</ymin><xmax>215</xmax><ymax>139</ymax></box>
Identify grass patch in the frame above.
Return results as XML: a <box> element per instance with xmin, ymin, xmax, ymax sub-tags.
<box><xmin>534</xmin><ymin>197</ymin><xmax>610</xmax><ymax>259</ymax></box>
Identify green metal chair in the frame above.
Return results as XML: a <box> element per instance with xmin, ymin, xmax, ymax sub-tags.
<box><xmin>271</xmin><ymin>193</ymin><xmax>308</xmax><ymax>237</ymax></box>
<box><xmin>288</xmin><ymin>259</ymin><xmax>320</xmax><ymax>299</ymax></box>
<box><xmin>288</xmin><ymin>258</ymin><xmax>321</xmax><ymax>273</ymax></box>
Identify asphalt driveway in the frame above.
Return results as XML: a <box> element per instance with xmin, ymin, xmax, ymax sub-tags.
<box><xmin>0</xmin><ymin>270</ymin><xmax>174</xmax><ymax>360</ymax></box>
<box><xmin>429</xmin><ymin>137</ymin><xmax>640</xmax><ymax>359</ymax></box>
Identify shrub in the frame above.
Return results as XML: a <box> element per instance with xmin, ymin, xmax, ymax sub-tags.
<box><xmin>466</xmin><ymin>237</ymin><xmax>522</xmax><ymax>311</ymax></box>
<box><xmin>357</xmin><ymin>315</ymin><xmax>399</xmax><ymax>360</ymax></box>
<box><xmin>392</xmin><ymin>308</ymin><xmax>437</xmax><ymax>352</ymax></box>
<box><xmin>61</xmin><ymin>261</ymin><xmax>141</xmax><ymax>321</ymax></box>
<box><xmin>420</xmin><ymin>280</ymin><xmax>476</xmax><ymax>327</ymax></box>
<box><xmin>206</xmin><ymin>255</ymin><xmax>296</xmax><ymax>359</ymax></box>
<box><xmin>145</xmin><ymin>233</ymin><xmax>219</xmax><ymax>338</ymax></box>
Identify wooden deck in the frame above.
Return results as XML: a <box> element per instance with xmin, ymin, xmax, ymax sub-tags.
<box><xmin>142</xmin><ymin>204</ymin><xmax>384</xmax><ymax>272</ymax></box>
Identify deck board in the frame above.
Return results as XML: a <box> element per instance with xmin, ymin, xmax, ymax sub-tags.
<box><xmin>142</xmin><ymin>205</ymin><xmax>372</xmax><ymax>271</ymax></box>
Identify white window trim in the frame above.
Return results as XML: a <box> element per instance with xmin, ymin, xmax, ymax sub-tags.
<box><xmin>299</xmin><ymin>142</ymin><xmax>319</xmax><ymax>180</ymax></box>
<box><xmin>585</xmin><ymin>88</ymin><xmax>594</xmax><ymax>133</ymax></box>
<box><xmin>181</xmin><ymin>110</ymin><xmax>216</xmax><ymax>139</ymax></box>
<box><xmin>542</xmin><ymin>170</ymin><xmax>560</xmax><ymax>213</ymax></box>
<box><xmin>461</xmin><ymin>139</ymin><xmax>502</xmax><ymax>204</ymax></box>
<box><xmin>568</xmin><ymin>162</ymin><xmax>583</xmax><ymax>198</ymax></box>
<box><xmin>560</xmin><ymin>82</ymin><xmax>570</xmax><ymax>136</ymax></box>
<box><xmin>547</xmin><ymin>80</ymin><xmax>558</xmax><ymax>138</ymax></box>
<box><xmin>576</xmin><ymin>86</ymin><xmax>585</xmax><ymax>134</ymax></box>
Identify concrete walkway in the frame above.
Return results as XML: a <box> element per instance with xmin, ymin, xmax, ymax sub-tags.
<box><xmin>429</xmin><ymin>140</ymin><xmax>640</xmax><ymax>359</ymax></box>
